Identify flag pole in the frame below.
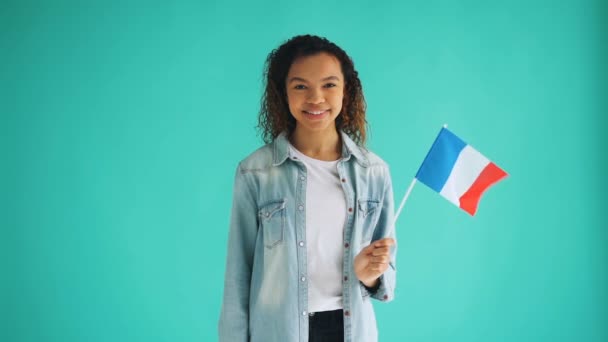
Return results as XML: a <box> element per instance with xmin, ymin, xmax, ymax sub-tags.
<box><xmin>393</xmin><ymin>124</ymin><xmax>448</xmax><ymax>227</ymax></box>
<box><xmin>393</xmin><ymin>177</ymin><xmax>417</xmax><ymax>226</ymax></box>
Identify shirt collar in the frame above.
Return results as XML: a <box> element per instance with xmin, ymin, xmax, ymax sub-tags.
<box><xmin>272</xmin><ymin>130</ymin><xmax>369</xmax><ymax>167</ymax></box>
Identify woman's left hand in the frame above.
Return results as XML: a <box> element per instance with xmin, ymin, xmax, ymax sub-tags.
<box><xmin>353</xmin><ymin>238</ymin><xmax>395</xmax><ymax>287</ymax></box>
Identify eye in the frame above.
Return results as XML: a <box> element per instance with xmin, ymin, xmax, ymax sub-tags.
<box><xmin>294</xmin><ymin>84</ymin><xmax>306</xmax><ymax>90</ymax></box>
<box><xmin>324</xmin><ymin>83</ymin><xmax>337</xmax><ymax>88</ymax></box>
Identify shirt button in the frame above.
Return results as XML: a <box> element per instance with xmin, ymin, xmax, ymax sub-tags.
<box><xmin>383</xmin><ymin>295</ymin><xmax>389</xmax><ymax>300</ymax></box>
<box><xmin>348</xmin><ymin>207</ymin><xmax>353</xmax><ymax>213</ymax></box>
<box><xmin>299</xmin><ymin>241</ymin><xmax>305</xmax><ymax>247</ymax></box>
<box><xmin>341</xmin><ymin>178</ymin><xmax>346</xmax><ymax>182</ymax></box>
<box><xmin>301</xmin><ymin>276</ymin><xmax>306</xmax><ymax>282</ymax></box>
<box><xmin>344</xmin><ymin>242</ymin><xmax>349</xmax><ymax>248</ymax></box>
<box><xmin>298</xmin><ymin>205</ymin><xmax>304</xmax><ymax>211</ymax></box>
<box><xmin>344</xmin><ymin>276</ymin><xmax>348</xmax><ymax>281</ymax></box>
<box><xmin>344</xmin><ymin>310</ymin><xmax>350</xmax><ymax>317</ymax></box>
<box><xmin>302</xmin><ymin>311</ymin><xmax>307</xmax><ymax>316</ymax></box>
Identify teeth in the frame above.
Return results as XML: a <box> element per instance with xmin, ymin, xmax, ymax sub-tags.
<box><xmin>305</xmin><ymin>110</ymin><xmax>326</xmax><ymax>115</ymax></box>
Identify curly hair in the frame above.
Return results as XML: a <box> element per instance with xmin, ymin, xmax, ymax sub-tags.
<box><xmin>258</xmin><ymin>34</ymin><xmax>368</xmax><ymax>145</ymax></box>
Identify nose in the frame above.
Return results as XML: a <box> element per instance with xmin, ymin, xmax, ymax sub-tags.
<box><xmin>306</xmin><ymin>88</ymin><xmax>325</xmax><ymax>104</ymax></box>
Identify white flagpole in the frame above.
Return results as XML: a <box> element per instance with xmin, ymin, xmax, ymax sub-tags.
<box><xmin>393</xmin><ymin>178</ymin><xmax>417</xmax><ymax>226</ymax></box>
<box><xmin>393</xmin><ymin>123</ymin><xmax>448</xmax><ymax>227</ymax></box>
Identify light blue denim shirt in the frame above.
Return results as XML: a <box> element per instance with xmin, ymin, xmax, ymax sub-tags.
<box><xmin>219</xmin><ymin>131</ymin><xmax>397</xmax><ymax>342</ymax></box>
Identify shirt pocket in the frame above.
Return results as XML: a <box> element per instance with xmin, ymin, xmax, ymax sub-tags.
<box><xmin>358</xmin><ymin>198</ymin><xmax>380</xmax><ymax>243</ymax></box>
<box><xmin>258</xmin><ymin>199</ymin><xmax>286</xmax><ymax>249</ymax></box>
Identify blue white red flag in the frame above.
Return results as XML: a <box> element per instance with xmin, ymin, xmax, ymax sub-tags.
<box><xmin>415</xmin><ymin>127</ymin><xmax>508</xmax><ymax>215</ymax></box>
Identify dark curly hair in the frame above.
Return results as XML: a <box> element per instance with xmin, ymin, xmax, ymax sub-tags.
<box><xmin>258</xmin><ymin>34</ymin><xmax>368</xmax><ymax>145</ymax></box>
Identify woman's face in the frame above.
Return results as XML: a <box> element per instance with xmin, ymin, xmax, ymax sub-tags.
<box><xmin>285</xmin><ymin>52</ymin><xmax>344</xmax><ymax>136</ymax></box>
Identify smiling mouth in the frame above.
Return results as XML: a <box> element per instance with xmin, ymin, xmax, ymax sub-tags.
<box><xmin>303</xmin><ymin>110</ymin><xmax>329</xmax><ymax>115</ymax></box>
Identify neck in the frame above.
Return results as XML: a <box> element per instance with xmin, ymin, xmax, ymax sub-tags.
<box><xmin>290</xmin><ymin>126</ymin><xmax>341</xmax><ymax>161</ymax></box>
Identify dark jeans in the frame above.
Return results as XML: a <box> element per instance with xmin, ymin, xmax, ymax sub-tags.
<box><xmin>308</xmin><ymin>309</ymin><xmax>344</xmax><ymax>342</ymax></box>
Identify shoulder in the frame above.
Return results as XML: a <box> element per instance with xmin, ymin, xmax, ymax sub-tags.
<box><xmin>340</xmin><ymin>131</ymin><xmax>389</xmax><ymax>171</ymax></box>
<box><xmin>361</xmin><ymin>148</ymin><xmax>389</xmax><ymax>169</ymax></box>
<box><xmin>236</xmin><ymin>143</ymin><xmax>275</xmax><ymax>174</ymax></box>
<box><xmin>356</xmin><ymin>147</ymin><xmax>393</xmax><ymax>188</ymax></box>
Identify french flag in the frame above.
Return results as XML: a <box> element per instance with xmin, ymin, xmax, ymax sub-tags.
<box><xmin>415</xmin><ymin>127</ymin><xmax>508</xmax><ymax>216</ymax></box>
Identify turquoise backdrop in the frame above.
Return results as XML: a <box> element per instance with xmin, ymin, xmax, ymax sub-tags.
<box><xmin>3</xmin><ymin>1</ymin><xmax>606</xmax><ymax>341</ymax></box>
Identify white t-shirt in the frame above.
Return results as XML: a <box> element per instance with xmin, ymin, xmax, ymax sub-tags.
<box><xmin>290</xmin><ymin>145</ymin><xmax>346</xmax><ymax>313</ymax></box>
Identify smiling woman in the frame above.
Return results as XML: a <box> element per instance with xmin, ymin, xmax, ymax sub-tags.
<box><xmin>218</xmin><ymin>35</ymin><xmax>397</xmax><ymax>342</ymax></box>
<box><xmin>5</xmin><ymin>1</ymin><xmax>605</xmax><ymax>341</ymax></box>
<box><xmin>257</xmin><ymin>35</ymin><xmax>368</xmax><ymax>149</ymax></box>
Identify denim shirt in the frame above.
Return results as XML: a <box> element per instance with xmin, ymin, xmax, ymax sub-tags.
<box><xmin>219</xmin><ymin>131</ymin><xmax>397</xmax><ymax>342</ymax></box>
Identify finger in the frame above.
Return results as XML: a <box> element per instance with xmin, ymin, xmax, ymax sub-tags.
<box><xmin>371</xmin><ymin>255</ymin><xmax>389</xmax><ymax>264</ymax></box>
<box><xmin>372</xmin><ymin>246</ymin><xmax>390</xmax><ymax>256</ymax></box>
<box><xmin>370</xmin><ymin>262</ymin><xmax>389</xmax><ymax>272</ymax></box>
<box><xmin>370</xmin><ymin>259</ymin><xmax>388</xmax><ymax>267</ymax></box>
<box><xmin>361</xmin><ymin>243</ymin><xmax>376</xmax><ymax>255</ymax></box>
<box><xmin>373</xmin><ymin>238</ymin><xmax>395</xmax><ymax>248</ymax></box>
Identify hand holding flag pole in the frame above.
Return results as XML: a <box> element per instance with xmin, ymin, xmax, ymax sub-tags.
<box><xmin>393</xmin><ymin>124</ymin><xmax>508</xmax><ymax>226</ymax></box>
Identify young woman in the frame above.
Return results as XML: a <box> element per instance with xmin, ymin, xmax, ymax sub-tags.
<box><xmin>219</xmin><ymin>34</ymin><xmax>397</xmax><ymax>342</ymax></box>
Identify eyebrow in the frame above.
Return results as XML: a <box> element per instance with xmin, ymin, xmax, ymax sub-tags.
<box><xmin>288</xmin><ymin>75</ymin><xmax>341</xmax><ymax>83</ymax></box>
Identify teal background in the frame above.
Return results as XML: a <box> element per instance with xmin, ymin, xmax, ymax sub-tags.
<box><xmin>2</xmin><ymin>1</ymin><xmax>606</xmax><ymax>341</ymax></box>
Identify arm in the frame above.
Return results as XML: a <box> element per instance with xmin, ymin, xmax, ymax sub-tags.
<box><xmin>371</xmin><ymin>166</ymin><xmax>396</xmax><ymax>301</ymax></box>
<box><xmin>358</xmin><ymin>166</ymin><xmax>397</xmax><ymax>302</ymax></box>
<box><xmin>218</xmin><ymin>163</ymin><xmax>258</xmax><ymax>341</ymax></box>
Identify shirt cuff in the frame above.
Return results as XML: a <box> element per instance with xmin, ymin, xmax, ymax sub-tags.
<box><xmin>361</xmin><ymin>278</ymin><xmax>381</xmax><ymax>295</ymax></box>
